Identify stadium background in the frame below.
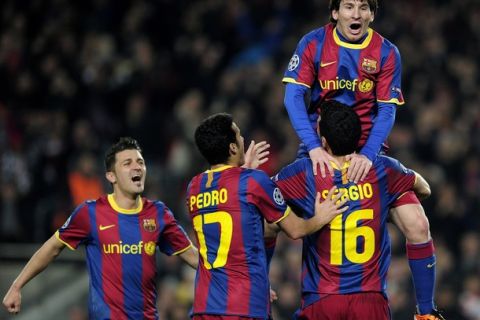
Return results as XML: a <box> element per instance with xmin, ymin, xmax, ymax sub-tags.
<box><xmin>0</xmin><ymin>0</ymin><xmax>479</xmax><ymax>319</ymax></box>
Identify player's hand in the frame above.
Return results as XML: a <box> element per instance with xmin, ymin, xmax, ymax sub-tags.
<box><xmin>243</xmin><ymin>140</ymin><xmax>270</xmax><ymax>169</ymax></box>
<box><xmin>3</xmin><ymin>285</ymin><xmax>21</xmax><ymax>314</ymax></box>
<box><xmin>269</xmin><ymin>287</ymin><xmax>278</xmax><ymax>303</ymax></box>
<box><xmin>345</xmin><ymin>153</ymin><xmax>372</xmax><ymax>183</ymax></box>
<box><xmin>308</xmin><ymin>147</ymin><xmax>338</xmax><ymax>177</ymax></box>
<box><xmin>314</xmin><ymin>188</ymin><xmax>348</xmax><ymax>226</ymax></box>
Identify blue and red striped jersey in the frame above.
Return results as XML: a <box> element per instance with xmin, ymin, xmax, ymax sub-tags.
<box><xmin>56</xmin><ymin>194</ymin><xmax>192</xmax><ymax>320</ymax></box>
<box><xmin>283</xmin><ymin>23</ymin><xmax>404</xmax><ymax>148</ymax></box>
<box><xmin>273</xmin><ymin>155</ymin><xmax>415</xmax><ymax>308</ymax></box>
<box><xmin>187</xmin><ymin>165</ymin><xmax>289</xmax><ymax>318</ymax></box>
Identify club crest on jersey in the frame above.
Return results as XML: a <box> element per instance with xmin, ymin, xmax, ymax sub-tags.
<box><xmin>273</xmin><ymin>188</ymin><xmax>285</xmax><ymax>205</ymax></box>
<box><xmin>361</xmin><ymin>58</ymin><xmax>377</xmax><ymax>73</ymax></box>
<box><xmin>359</xmin><ymin>79</ymin><xmax>374</xmax><ymax>93</ymax></box>
<box><xmin>143</xmin><ymin>219</ymin><xmax>156</xmax><ymax>232</ymax></box>
<box><xmin>288</xmin><ymin>54</ymin><xmax>300</xmax><ymax>71</ymax></box>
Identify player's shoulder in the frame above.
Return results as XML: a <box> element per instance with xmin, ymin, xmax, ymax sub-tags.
<box><xmin>242</xmin><ymin>167</ymin><xmax>270</xmax><ymax>181</ymax></box>
<box><xmin>374</xmin><ymin>155</ymin><xmax>409</xmax><ymax>172</ymax></box>
<box><xmin>143</xmin><ymin>197</ymin><xmax>162</xmax><ymax>208</ymax></box>
<box><xmin>301</xmin><ymin>23</ymin><xmax>330</xmax><ymax>43</ymax></box>
<box><xmin>274</xmin><ymin>158</ymin><xmax>311</xmax><ymax>181</ymax></box>
<box><xmin>372</xmin><ymin>29</ymin><xmax>400</xmax><ymax>52</ymax></box>
<box><xmin>80</xmin><ymin>195</ymin><xmax>104</xmax><ymax>208</ymax></box>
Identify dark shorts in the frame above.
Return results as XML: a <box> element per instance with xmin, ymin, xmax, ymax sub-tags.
<box><xmin>294</xmin><ymin>292</ymin><xmax>391</xmax><ymax>320</ymax></box>
<box><xmin>192</xmin><ymin>315</ymin><xmax>262</xmax><ymax>320</ymax></box>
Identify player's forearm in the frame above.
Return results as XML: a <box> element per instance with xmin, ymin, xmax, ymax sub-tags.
<box><xmin>280</xmin><ymin>214</ymin><xmax>321</xmax><ymax>240</ymax></box>
<box><xmin>284</xmin><ymin>83</ymin><xmax>321</xmax><ymax>150</ymax></box>
<box><xmin>12</xmin><ymin>235</ymin><xmax>64</xmax><ymax>289</ymax></box>
<box><xmin>360</xmin><ymin>103</ymin><xmax>396</xmax><ymax>161</ymax></box>
<box><xmin>179</xmin><ymin>246</ymin><xmax>199</xmax><ymax>269</ymax></box>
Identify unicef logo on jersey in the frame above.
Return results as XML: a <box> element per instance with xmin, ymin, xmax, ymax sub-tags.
<box><xmin>288</xmin><ymin>54</ymin><xmax>300</xmax><ymax>71</ymax></box>
<box><xmin>273</xmin><ymin>188</ymin><xmax>285</xmax><ymax>205</ymax></box>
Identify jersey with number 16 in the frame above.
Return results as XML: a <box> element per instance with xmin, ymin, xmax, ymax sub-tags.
<box><xmin>273</xmin><ymin>155</ymin><xmax>416</xmax><ymax>309</ymax></box>
<box><xmin>187</xmin><ymin>165</ymin><xmax>290</xmax><ymax>318</ymax></box>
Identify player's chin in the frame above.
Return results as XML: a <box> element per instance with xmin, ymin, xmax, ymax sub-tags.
<box><xmin>132</xmin><ymin>183</ymin><xmax>145</xmax><ymax>193</ymax></box>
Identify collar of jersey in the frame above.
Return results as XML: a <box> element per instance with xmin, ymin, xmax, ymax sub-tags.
<box><xmin>330</xmin><ymin>160</ymin><xmax>350</xmax><ymax>170</ymax></box>
<box><xmin>207</xmin><ymin>165</ymin><xmax>234</xmax><ymax>173</ymax></box>
<box><xmin>108</xmin><ymin>193</ymin><xmax>143</xmax><ymax>214</ymax></box>
<box><xmin>333</xmin><ymin>27</ymin><xmax>373</xmax><ymax>49</ymax></box>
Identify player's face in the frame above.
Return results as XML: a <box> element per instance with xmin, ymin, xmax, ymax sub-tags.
<box><xmin>332</xmin><ymin>0</ymin><xmax>374</xmax><ymax>42</ymax></box>
<box><xmin>232</xmin><ymin>122</ymin><xmax>245</xmax><ymax>166</ymax></box>
<box><xmin>107</xmin><ymin>149</ymin><xmax>146</xmax><ymax>197</ymax></box>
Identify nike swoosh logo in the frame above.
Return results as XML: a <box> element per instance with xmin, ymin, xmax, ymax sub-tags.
<box><xmin>427</xmin><ymin>262</ymin><xmax>436</xmax><ymax>268</ymax></box>
<box><xmin>99</xmin><ymin>224</ymin><xmax>115</xmax><ymax>231</ymax></box>
<box><xmin>320</xmin><ymin>61</ymin><xmax>337</xmax><ymax>67</ymax></box>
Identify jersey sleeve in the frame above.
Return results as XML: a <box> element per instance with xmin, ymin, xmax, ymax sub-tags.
<box><xmin>283</xmin><ymin>30</ymin><xmax>322</xmax><ymax>88</ymax></box>
<box><xmin>157</xmin><ymin>204</ymin><xmax>192</xmax><ymax>256</ymax></box>
<box><xmin>273</xmin><ymin>159</ymin><xmax>314</xmax><ymax>218</ymax></box>
<box><xmin>248</xmin><ymin>171</ymin><xmax>290</xmax><ymax>224</ymax></box>
<box><xmin>382</xmin><ymin>156</ymin><xmax>416</xmax><ymax>197</ymax></box>
<box><xmin>55</xmin><ymin>203</ymin><xmax>92</xmax><ymax>250</ymax></box>
<box><xmin>392</xmin><ymin>190</ymin><xmax>421</xmax><ymax>208</ymax></box>
<box><xmin>376</xmin><ymin>43</ymin><xmax>404</xmax><ymax>105</ymax></box>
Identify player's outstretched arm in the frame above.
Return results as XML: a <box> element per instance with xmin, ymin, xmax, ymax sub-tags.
<box><xmin>3</xmin><ymin>234</ymin><xmax>65</xmax><ymax>314</ymax></box>
<box><xmin>178</xmin><ymin>245</ymin><xmax>199</xmax><ymax>269</ymax></box>
<box><xmin>243</xmin><ymin>140</ymin><xmax>270</xmax><ymax>169</ymax></box>
<box><xmin>277</xmin><ymin>187</ymin><xmax>348</xmax><ymax>239</ymax></box>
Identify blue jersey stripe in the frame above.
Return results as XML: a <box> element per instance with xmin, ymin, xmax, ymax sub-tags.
<box><xmin>86</xmin><ymin>202</ymin><xmax>111</xmax><ymax>319</ymax></box>
<box><xmin>335</xmin><ymin>173</ymin><xmax>364</xmax><ymax>293</ymax></box>
<box><xmin>337</xmin><ymin>47</ymin><xmax>360</xmax><ymax>106</ymax></box>
<box><xmin>204</xmin><ymin>172</ymin><xmax>228</xmax><ymax>313</ymax></box>
<box><xmin>155</xmin><ymin>202</ymin><xmax>172</xmax><ymax>254</ymax></box>
<box><xmin>118</xmin><ymin>214</ymin><xmax>143</xmax><ymax>318</ymax></box>
<box><xmin>376</xmin><ymin>163</ymin><xmax>391</xmax><ymax>292</ymax></box>
<box><xmin>239</xmin><ymin>171</ymin><xmax>268</xmax><ymax>317</ymax></box>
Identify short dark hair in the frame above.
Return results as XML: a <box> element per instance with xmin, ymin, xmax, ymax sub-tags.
<box><xmin>329</xmin><ymin>0</ymin><xmax>378</xmax><ymax>24</ymax></box>
<box><xmin>104</xmin><ymin>137</ymin><xmax>143</xmax><ymax>171</ymax></box>
<box><xmin>319</xmin><ymin>100</ymin><xmax>361</xmax><ymax>156</ymax></box>
<box><xmin>195</xmin><ymin>113</ymin><xmax>236</xmax><ymax>166</ymax></box>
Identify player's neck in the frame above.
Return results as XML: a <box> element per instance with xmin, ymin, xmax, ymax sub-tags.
<box><xmin>111</xmin><ymin>191</ymin><xmax>141</xmax><ymax>210</ymax></box>
<box><xmin>333</xmin><ymin>155</ymin><xmax>348</xmax><ymax>168</ymax></box>
<box><xmin>210</xmin><ymin>162</ymin><xmax>237</xmax><ymax>171</ymax></box>
<box><xmin>210</xmin><ymin>156</ymin><xmax>241</xmax><ymax>170</ymax></box>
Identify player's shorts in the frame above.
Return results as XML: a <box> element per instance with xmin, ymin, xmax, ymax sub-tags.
<box><xmin>294</xmin><ymin>292</ymin><xmax>391</xmax><ymax>320</ymax></box>
<box><xmin>192</xmin><ymin>315</ymin><xmax>262</xmax><ymax>320</ymax></box>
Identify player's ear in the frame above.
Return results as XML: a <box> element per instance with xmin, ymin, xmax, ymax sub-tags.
<box><xmin>229</xmin><ymin>142</ymin><xmax>238</xmax><ymax>156</ymax></box>
<box><xmin>370</xmin><ymin>13</ymin><xmax>374</xmax><ymax>22</ymax></box>
<box><xmin>321</xmin><ymin>136</ymin><xmax>329</xmax><ymax>151</ymax></box>
<box><xmin>331</xmin><ymin>10</ymin><xmax>339</xmax><ymax>22</ymax></box>
<box><xmin>106</xmin><ymin>171</ymin><xmax>116</xmax><ymax>184</ymax></box>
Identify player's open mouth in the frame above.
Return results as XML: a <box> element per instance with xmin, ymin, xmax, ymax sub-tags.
<box><xmin>132</xmin><ymin>175</ymin><xmax>142</xmax><ymax>183</ymax></box>
<box><xmin>349</xmin><ymin>23</ymin><xmax>362</xmax><ymax>35</ymax></box>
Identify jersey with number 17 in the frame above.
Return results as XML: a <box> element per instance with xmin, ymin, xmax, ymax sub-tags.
<box><xmin>187</xmin><ymin>165</ymin><xmax>290</xmax><ymax>318</ymax></box>
<box><xmin>273</xmin><ymin>155</ymin><xmax>416</xmax><ymax>308</ymax></box>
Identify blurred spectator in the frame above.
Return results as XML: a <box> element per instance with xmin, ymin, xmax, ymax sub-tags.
<box><xmin>67</xmin><ymin>152</ymin><xmax>103</xmax><ymax>206</ymax></box>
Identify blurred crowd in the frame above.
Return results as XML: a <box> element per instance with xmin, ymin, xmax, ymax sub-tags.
<box><xmin>0</xmin><ymin>0</ymin><xmax>479</xmax><ymax>319</ymax></box>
